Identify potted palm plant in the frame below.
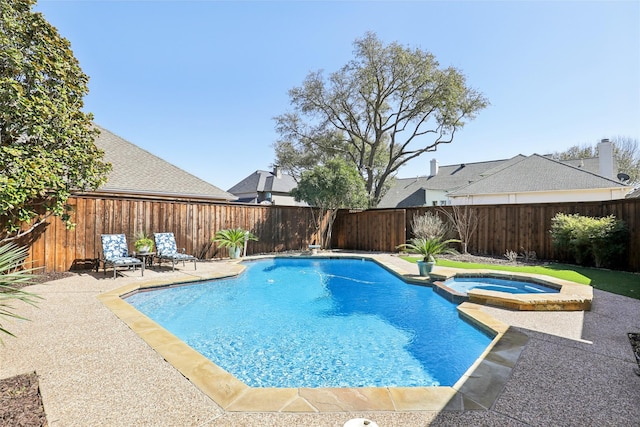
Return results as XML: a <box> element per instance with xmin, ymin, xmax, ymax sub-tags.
<box><xmin>133</xmin><ymin>231</ymin><xmax>154</xmax><ymax>254</ymax></box>
<box><xmin>397</xmin><ymin>237</ymin><xmax>460</xmax><ymax>276</ymax></box>
<box><xmin>213</xmin><ymin>228</ymin><xmax>258</xmax><ymax>259</ymax></box>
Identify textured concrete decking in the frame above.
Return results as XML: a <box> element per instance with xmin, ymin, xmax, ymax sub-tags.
<box><xmin>1</xmin><ymin>253</ymin><xmax>639</xmax><ymax>426</ymax></box>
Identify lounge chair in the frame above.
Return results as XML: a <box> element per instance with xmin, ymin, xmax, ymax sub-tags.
<box><xmin>154</xmin><ymin>232</ymin><xmax>197</xmax><ymax>271</ymax></box>
<box><xmin>100</xmin><ymin>234</ymin><xmax>144</xmax><ymax>279</ymax></box>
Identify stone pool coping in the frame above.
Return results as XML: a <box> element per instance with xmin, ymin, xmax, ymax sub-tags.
<box><xmin>98</xmin><ymin>253</ymin><xmax>531</xmax><ymax>413</ymax></box>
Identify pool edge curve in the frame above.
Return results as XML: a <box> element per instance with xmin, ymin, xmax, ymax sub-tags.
<box><xmin>97</xmin><ymin>254</ymin><xmax>527</xmax><ymax>413</ymax></box>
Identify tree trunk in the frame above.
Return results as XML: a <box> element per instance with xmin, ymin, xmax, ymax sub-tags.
<box><xmin>322</xmin><ymin>209</ymin><xmax>339</xmax><ymax>249</ymax></box>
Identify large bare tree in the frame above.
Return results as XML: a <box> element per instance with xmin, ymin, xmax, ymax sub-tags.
<box><xmin>274</xmin><ymin>32</ymin><xmax>488</xmax><ymax>207</ymax></box>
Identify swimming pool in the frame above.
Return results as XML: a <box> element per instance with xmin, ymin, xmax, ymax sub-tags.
<box><xmin>443</xmin><ymin>276</ymin><xmax>560</xmax><ymax>295</ymax></box>
<box><xmin>125</xmin><ymin>258</ymin><xmax>493</xmax><ymax>388</ymax></box>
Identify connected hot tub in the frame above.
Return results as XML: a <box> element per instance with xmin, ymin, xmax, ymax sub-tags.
<box><xmin>443</xmin><ymin>276</ymin><xmax>560</xmax><ymax>295</ymax></box>
<box><xmin>431</xmin><ymin>272</ymin><xmax>592</xmax><ymax>311</ymax></box>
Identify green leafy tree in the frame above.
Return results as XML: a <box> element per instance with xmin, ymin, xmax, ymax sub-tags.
<box><xmin>0</xmin><ymin>0</ymin><xmax>111</xmax><ymax>242</ymax></box>
<box><xmin>552</xmin><ymin>136</ymin><xmax>640</xmax><ymax>186</ymax></box>
<box><xmin>275</xmin><ymin>32</ymin><xmax>488</xmax><ymax>207</ymax></box>
<box><xmin>291</xmin><ymin>159</ymin><xmax>368</xmax><ymax>248</ymax></box>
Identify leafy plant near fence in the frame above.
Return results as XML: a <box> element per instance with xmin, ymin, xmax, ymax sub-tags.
<box><xmin>550</xmin><ymin>213</ymin><xmax>629</xmax><ymax>268</ymax></box>
<box><xmin>0</xmin><ymin>244</ymin><xmax>41</xmax><ymax>342</ymax></box>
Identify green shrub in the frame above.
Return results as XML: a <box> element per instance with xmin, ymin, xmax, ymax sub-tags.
<box><xmin>590</xmin><ymin>217</ymin><xmax>629</xmax><ymax>268</ymax></box>
<box><xmin>1</xmin><ymin>244</ymin><xmax>41</xmax><ymax>342</ymax></box>
<box><xmin>550</xmin><ymin>213</ymin><xmax>628</xmax><ymax>268</ymax></box>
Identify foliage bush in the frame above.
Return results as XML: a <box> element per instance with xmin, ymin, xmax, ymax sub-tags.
<box><xmin>397</xmin><ymin>237</ymin><xmax>460</xmax><ymax>263</ymax></box>
<box><xmin>212</xmin><ymin>228</ymin><xmax>258</xmax><ymax>250</ymax></box>
<box><xmin>133</xmin><ymin>231</ymin><xmax>154</xmax><ymax>252</ymax></box>
<box><xmin>550</xmin><ymin>213</ymin><xmax>629</xmax><ymax>268</ymax></box>
<box><xmin>0</xmin><ymin>243</ymin><xmax>40</xmax><ymax>342</ymax></box>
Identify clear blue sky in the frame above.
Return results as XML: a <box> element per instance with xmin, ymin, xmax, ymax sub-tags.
<box><xmin>36</xmin><ymin>0</ymin><xmax>640</xmax><ymax>191</ymax></box>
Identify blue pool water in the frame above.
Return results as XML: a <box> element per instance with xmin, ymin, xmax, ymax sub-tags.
<box><xmin>125</xmin><ymin>258</ymin><xmax>493</xmax><ymax>388</ymax></box>
<box><xmin>444</xmin><ymin>276</ymin><xmax>560</xmax><ymax>295</ymax></box>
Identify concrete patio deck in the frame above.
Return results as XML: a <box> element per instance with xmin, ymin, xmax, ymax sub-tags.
<box><xmin>1</xmin><ymin>253</ymin><xmax>639</xmax><ymax>426</ymax></box>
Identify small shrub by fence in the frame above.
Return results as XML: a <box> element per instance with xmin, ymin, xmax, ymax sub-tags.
<box><xmin>550</xmin><ymin>213</ymin><xmax>629</xmax><ymax>268</ymax></box>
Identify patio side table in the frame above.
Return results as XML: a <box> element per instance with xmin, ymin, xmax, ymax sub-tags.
<box><xmin>135</xmin><ymin>252</ymin><xmax>155</xmax><ymax>269</ymax></box>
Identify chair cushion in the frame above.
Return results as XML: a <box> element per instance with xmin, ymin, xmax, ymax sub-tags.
<box><xmin>101</xmin><ymin>234</ymin><xmax>130</xmax><ymax>259</ymax></box>
<box><xmin>154</xmin><ymin>232</ymin><xmax>178</xmax><ymax>256</ymax></box>
<box><xmin>108</xmin><ymin>257</ymin><xmax>142</xmax><ymax>266</ymax></box>
<box><xmin>162</xmin><ymin>252</ymin><xmax>195</xmax><ymax>261</ymax></box>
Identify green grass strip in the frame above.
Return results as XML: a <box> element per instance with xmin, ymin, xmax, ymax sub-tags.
<box><xmin>399</xmin><ymin>256</ymin><xmax>640</xmax><ymax>300</ymax></box>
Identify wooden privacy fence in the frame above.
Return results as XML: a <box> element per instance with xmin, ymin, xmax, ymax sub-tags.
<box><xmin>17</xmin><ymin>195</ymin><xmax>640</xmax><ymax>272</ymax></box>
<box><xmin>21</xmin><ymin>195</ymin><xmax>326</xmax><ymax>272</ymax></box>
<box><xmin>330</xmin><ymin>209</ymin><xmax>407</xmax><ymax>252</ymax></box>
<box><xmin>332</xmin><ymin>199</ymin><xmax>640</xmax><ymax>272</ymax></box>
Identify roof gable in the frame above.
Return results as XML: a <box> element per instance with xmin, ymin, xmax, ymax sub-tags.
<box><xmin>228</xmin><ymin>170</ymin><xmax>298</xmax><ymax>194</ymax></box>
<box><xmin>227</xmin><ymin>171</ymin><xmax>263</xmax><ymax>194</ymax></box>
<box><xmin>92</xmin><ymin>125</ymin><xmax>234</xmax><ymax>200</ymax></box>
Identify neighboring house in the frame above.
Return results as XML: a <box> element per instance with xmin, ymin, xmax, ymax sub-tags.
<box><xmin>78</xmin><ymin>125</ymin><xmax>235</xmax><ymax>202</ymax></box>
<box><xmin>378</xmin><ymin>139</ymin><xmax>633</xmax><ymax>207</ymax></box>
<box><xmin>227</xmin><ymin>166</ymin><xmax>307</xmax><ymax>206</ymax></box>
<box><xmin>379</xmin><ymin>156</ymin><xmax>525</xmax><ymax>208</ymax></box>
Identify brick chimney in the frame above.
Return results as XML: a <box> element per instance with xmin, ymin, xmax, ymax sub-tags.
<box><xmin>598</xmin><ymin>139</ymin><xmax>614</xmax><ymax>179</ymax></box>
<box><xmin>429</xmin><ymin>158</ymin><xmax>439</xmax><ymax>177</ymax></box>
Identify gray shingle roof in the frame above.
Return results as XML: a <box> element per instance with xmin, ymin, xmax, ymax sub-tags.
<box><xmin>378</xmin><ymin>182</ymin><xmax>429</xmax><ymax>208</ymax></box>
<box><xmin>378</xmin><ymin>153</ymin><xmax>631</xmax><ymax>208</ymax></box>
<box><xmin>449</xmin><ymin>154</ymin><xmax>628</xmax><ymax>196</ymax></box>
<box><xmin>227</xmin><ymin>170</ymin><xmax>298</xmax><ymax>194</ymax></box>
<box><xmin>378</xmin><ymin>157</ymin><xmax>520</xmax><ymax>208</ymax></box>
<box><xmin>627</xmin><ymin>187</ymin><xmax>640</xmax><ymax>198</ymax></box>
<box><xmin>555</xmin><ymin>157</ymin><xmax>602</xmax><ymax>175</ymax></box>
<box><xmin>90</xmin><ymin>125</ymin><xmax>235</xmax><ymax>201</ymax></box>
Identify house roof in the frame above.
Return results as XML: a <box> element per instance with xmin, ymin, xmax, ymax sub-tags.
<box><xmin>227</xmin><ymin>169</ymin><xmax>298</xmax><ymax>194</ymax></box>
<box><xmin>378</xmin><ymin>153</ymin><xmax>631</xmax><ymax>208</ymax></box>
<box><xmin>554</xmin><ymin>156</ymin><xmax>603</xmax><ymax>175</ymax></box>
<box><xmin>449</xmin><ymin>154</ymin><xmax>628</xmax><ymax>196</ymax></box>
<box><xmin>87</xmin><ymin>125</ymin><xmax>235</xmax><ymax>201</ymax></box>
<box><xmin>378</xmin><ymin>157</ymin><xmax>520</xmax><ymax>208</ymax></box>
<box><xmin>626</xmin><ymin>187</ymin><xmax>640</xmax><ymax>198</ymax></box>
